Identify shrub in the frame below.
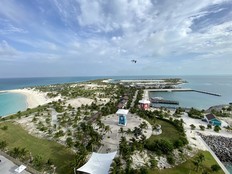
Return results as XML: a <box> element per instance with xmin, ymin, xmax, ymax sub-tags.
<box><xmin>190</xmin><ymin>124</ymin><xmax>196</xmax><ymax>130</ymax></box>
<box><xmin>167</xmin><ymin>155</ymin><xmax>175</xmax><ymax>165</ymax></box>
<box><xmin>199</xmin><ymin>125</ymin><xmax>205</xmax><ymax>131</ymax></box>
<box><xmin>1</xmin><ymin>125</ymin><xmax>8</xmax><ymax>130</ymax></box>
<box><xmin>188</xmin><ymin>108</ymin><xmax>204</xmax><ymax>119</ymax></box>
<box><xmin>214</xmin><ymin>125</ymin><xmax>221</xmax><ymax>132</ymax></box>
<box><xmin>211</xmin><ymin>164</ymin><xmax>221</xmax><ymax>172</ymax></box>
<box><xmin>145</xmin><ymin>139</ymin><xmax>174</xmax><ymax>155</ymax></box>
<box><xmin>0</xmin><ymin>140</ymin><xmax>7</xmax><ymax>150</ymax></box>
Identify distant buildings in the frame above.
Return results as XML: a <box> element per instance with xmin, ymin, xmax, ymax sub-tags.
<box><xmin>117</xmin><ymin>94</ymin><xmax>129</xmax><ymax>109</ymax></box>
<box><xmin>205</xmin><ymin>113</ymin><xmax>222</xmax><ymax>126</ymax></box>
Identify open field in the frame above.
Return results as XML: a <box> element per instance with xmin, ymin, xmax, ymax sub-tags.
<box><xmin>0</xmin><ymin>121</ymin><xmax>75</xmax><ymax>174</ymax></box>
<box><xmin>149</xmin><ymin>151</ymin><xmax>224</xmax><ymax>174</ymax></box>
<box><xmin>147</xmin><ymin>119</ymin><xmax>183</xmax><ymax>142</ymax></box>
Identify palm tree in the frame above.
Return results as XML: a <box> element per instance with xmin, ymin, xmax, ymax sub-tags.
<box><xmin>193</xmin><ymin>153</ymin><xmax>205</xmax><ymax>172</ymax></box>
<box><xmin>118</xmin><ymin>127</ymin><xmax>124</xmax><ymax>136</ymax></box>
<box><xmin>104</xmin><ymin>125</ymin><xmax>111</xmax><ymax>135</ymax></box>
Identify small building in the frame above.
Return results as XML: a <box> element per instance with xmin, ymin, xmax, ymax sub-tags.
<box><xmin>116</xmin><ymin>109</ymin><xmax>129</xmax><ymax>126</ymax></box>
<box><xmin>139</xmin><ymin>99</ymin><xmax>151</xmax><ymax>110</ymax></box>
<box><xmin>205</xmin><ymin>113</ymin><xmax>222</xmax><ymax>126</ymax></box>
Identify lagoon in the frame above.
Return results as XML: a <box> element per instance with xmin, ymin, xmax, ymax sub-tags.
<box><xmin>0</xmin><ymin>92</ymin><xmax>27</xmax><ymax>116</ymax></box>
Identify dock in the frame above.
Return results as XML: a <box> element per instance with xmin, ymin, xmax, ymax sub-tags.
<box><xmin>150</xmin><ymin>97</ymin><xmax>179</xmax><ymax>105</ymax></box>
<box><xmin>146</xmin><ymin>88</ymin><xmax>221</xmax><ymax>97</ymax></box>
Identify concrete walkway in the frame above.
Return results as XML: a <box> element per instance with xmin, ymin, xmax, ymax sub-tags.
<box><xmin>0</xmin><ymin>155</ymin><xmax>30</xmax><ymax>174</ymax></box>
<box><xmin>130</xmin><ymin>90</ymin><xmax>138</xmax><ymax>108</ymax></box>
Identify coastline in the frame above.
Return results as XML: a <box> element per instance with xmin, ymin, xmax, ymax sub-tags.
<box><xmin>6</xmin><ymin>88</ymin><xmax>60</xmax><ymax>109</ymax></box>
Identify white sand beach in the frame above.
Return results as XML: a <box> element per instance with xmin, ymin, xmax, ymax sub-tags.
<box><xmin>66</xmin><ymin>97</ymin><xmax>94</xmax><ymax>108</ymax></box>
<box><xmin>8</xmin><ymin>88</ymin><xmax>61</xmax><ymax>109</ymax></box>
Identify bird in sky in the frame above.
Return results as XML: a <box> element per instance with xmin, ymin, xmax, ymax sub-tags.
<box><xmin>131</xmin><ymin>60</ymin><xmax>137</xmax><ymax>63</ymax></box>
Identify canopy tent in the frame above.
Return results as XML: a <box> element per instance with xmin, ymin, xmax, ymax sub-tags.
<box><xmin>138</xmin><ymin>99</ymin><xmax>151</xmax><ymax>104</ymax></box>
<box><xmin>116</xmin><ymin>109</ymin><xmax>129</xmax><ymax>115</ymax></box>
<box><xmin>77</xmin><ymin>151</ymin><xmax>117</xmax><ymax>174</ymax></box>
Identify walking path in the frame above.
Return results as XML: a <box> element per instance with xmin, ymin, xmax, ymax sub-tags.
<box><xmin>0</xmin><ymin>155</ymin><xmax>30</xmax><ymax>174</ymax></box>
<box><xmin>130</xmin><ymin>90</ymin><xmax>138</xmax><ymax>108</ymax></box>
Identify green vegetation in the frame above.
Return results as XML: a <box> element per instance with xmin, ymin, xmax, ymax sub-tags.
<box><xmin>211</xmin><ymin>108</ymin><xmax>231</xmax><ymax>117</ymax></box>
<box><xmin>0</xmin><ymin>122</ymin><xmax>75</xmax><ymax>174</ymax></box>
<box><xmin>145</xmin><ymin>118</ymin><xmax>187</xmax><ymax>154</ymax></box>
<box><xmin>148</xmin><ymin>118</ymin><xmax>185</xmax><ymax>143</ymax></box>
<box><xmin>190</xmin><ymin>124</ymin><xmax>196</xmax><ymax>130</ymax></box>
<box><xmin>148</xmin><ymin>151</ymin><xmax>223</xmax><ymax>174</ymax></box>
<box><xmin>199</xmin><ymin>125</ymin><xmax>205</xmax><ymax>131</ymax></box>
<box><xmin>214</xmin><ymin>125</ymin><xmax>221</xmax><ymax>132</ymax></box>
<box><xmin>173</xmin><ymin>107</ymin><xmax>185</xmax><ymax>117</ymax></box>
<box><xmin>211</xmin><ymin>164</ymin><xmax>221</xmax><ymax>172</ymax></box>
<box><xmin>163</xmin><ymin>78</ymin><xmax>182</xmax><ymax>83</ymax></box>
<box><xmin>0</xmin><ymin>79</ymin><xmax>226</xmax><ymax>174</ymax></box>
<box><xmin>1</xmin><ymin>105</ymin><xmax>48</xmax><ymax>121</ymax></box>
<box><xmin>188</xmin><ymin>108</ymin><xmax>204</xmax><ymax>119</ymax></box>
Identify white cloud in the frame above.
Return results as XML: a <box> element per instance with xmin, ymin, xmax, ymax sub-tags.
<box><xmin>1</xmin><ymin>0</ymin><xmax>232</xmax><ymax>76</ymax></box>
<box><xmin>0</xmin><ymin>40</ymin><xmax>18</xmax><ymax>57</ymax></box>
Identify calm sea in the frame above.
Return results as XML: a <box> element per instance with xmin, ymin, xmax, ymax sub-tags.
<box><xmin>0</xmin><ymin>75</ymin><xmax>231</xmax><ymax>172</ymax></box>
<box><xmin>1</xmin><ymin>75</ymin><xmax>232</xmax><ymax>116</ymax></box>
<box><xmin>150</xmin><ymin>75</ymin><xmax>232</xmax><ymax>109</ymax></box>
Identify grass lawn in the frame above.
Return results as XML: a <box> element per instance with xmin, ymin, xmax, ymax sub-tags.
<box><xmin>149</xmin><ymin>151</ymin><xmax>224</xmax><ymax>174</ymax></box>
<box><xmin>0</xmin><ymin>121</ymin><xmax>75</xmax><ymax>174</ymax></box>
<box><xmin>147</xmin><ymin>118</ymin><xmax>183</xmax><ymax>143</ymax></box>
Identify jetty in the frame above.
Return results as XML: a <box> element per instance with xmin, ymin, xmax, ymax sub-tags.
<box><xmin>146</xmin><ymin>88</ymin><xmax>221</xmax><ymax>97</ymax></box>
<box><xmin>150</xmin><ymin>97</ymin><xmax>179</xmax><ymax>105</ymax></box>
<box><xmin>193</xmin><ymin>90</ymin><xmax>221</xmax><ymax>96</ymax></box>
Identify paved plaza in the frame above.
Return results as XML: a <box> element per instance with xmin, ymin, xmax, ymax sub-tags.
<box><xmin>0</xmin><ymin>155</ymin><xmax>30</xmax><ymax>174</ymax></box>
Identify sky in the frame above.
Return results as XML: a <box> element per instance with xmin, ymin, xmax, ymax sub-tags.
<box><xmin>0</xmin><ymin>0</ymin><xmax>232</xmax><ymax>77</ymax></box>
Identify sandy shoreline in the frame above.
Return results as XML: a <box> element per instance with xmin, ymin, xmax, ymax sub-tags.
<box><xmin>6</xmin><ymin>88</ymin><xmax>60</xmax><ymax>109</ymax></box>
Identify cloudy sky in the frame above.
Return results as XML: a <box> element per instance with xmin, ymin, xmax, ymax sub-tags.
<box><xmin>0</xmin><ymin>0</ymin><xmax>232</xmax><ymax>77</ymax></box>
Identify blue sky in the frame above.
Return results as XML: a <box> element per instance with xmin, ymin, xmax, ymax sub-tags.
<box><xmin>0</xmin><ymin>0</ymin><xmax>232</xmax><ymax>77</ymax></box>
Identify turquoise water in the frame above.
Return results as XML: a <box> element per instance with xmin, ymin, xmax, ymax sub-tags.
<box><xmin>1</xmin><ymin>75</ymin><xmax>232</xmax><ymax>115</ymax></box>
<box><xmin>0</xmin><ymin>92</ymin><xmax>27</xmax><ymax>116</ymax></box>
<box><xmin>224</xmin><ymin>163</ymin><xmax>232</xmax><ymax>174</ymax></box>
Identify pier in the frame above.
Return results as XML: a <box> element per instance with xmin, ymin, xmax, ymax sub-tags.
<box><xmin>146</xmin><ymin>88</ymin><xmax>221</xmax><ymax>97</ymax></box>
<box><xmin>150</xmin><ymin>97</ymin><xmax>179</xmax><ymax>105</ymax></box>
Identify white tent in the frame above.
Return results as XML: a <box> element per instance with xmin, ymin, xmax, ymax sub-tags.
<box><xmin>116</xmin><ymin>109</ymin><xmax>129</xmax><ymax>115</ymax></box>
<box><xmin>77</xmin><ymin>151</ymin><xmax>117</xmax><ymax>174</ymax></box>
<box><xmin>138</xmin><ymin>99</ymin><xmax>150</xmax><ymax>104</ymax></box>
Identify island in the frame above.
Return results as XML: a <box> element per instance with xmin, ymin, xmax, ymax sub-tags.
<box><xmin>0</xmin><ymin>78</ymin><xmax>231</xmax><ymax>174</ymax></box>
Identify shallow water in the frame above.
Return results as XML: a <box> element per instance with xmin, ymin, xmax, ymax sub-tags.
<box><xmin>0</xmin><ymin>92</ymin><xmax>27</xmax><ymax>116</ymax></box>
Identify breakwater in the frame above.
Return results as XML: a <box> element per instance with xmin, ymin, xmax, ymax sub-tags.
<box><xmin>146</xmin><ymin>88</ymin><xmax>221</xmax><ymax>97</ymax></box>
<box><xmin>199</xmin><ymin>134</ymin><xmax>232</xmax><ymax>164</ymax></box>
<box><xmin>193</xmin><ymin>90</ymin><xmax>221</xmax><ymax>97</ymax></box>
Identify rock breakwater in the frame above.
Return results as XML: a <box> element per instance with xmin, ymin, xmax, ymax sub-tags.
<box><xmin>199</xmin><ymin>134</ymin><xmax>232</xmax><ymax>163</ymax></box>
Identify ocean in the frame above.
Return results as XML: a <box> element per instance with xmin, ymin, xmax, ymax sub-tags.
<box><xmin>0</xmin><ymin>75</ymin><xmax>232</xmax><ymax>172</ymax></box>
<box><xmin>0</xmin><ymin>76</ymin><xmax>107</xmax><ymax>116</ymax></box>
<box><xmin>1</xmin><ymin>75</ymin><xmax>232</xmax><ymax>115</ymax></box>
<box><xmin>150</xmin><ymin>75</ymin><xmax>232</xmax><ymax>109</ymax></box>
